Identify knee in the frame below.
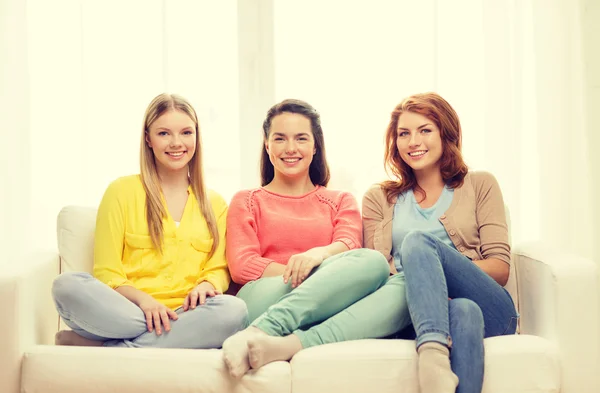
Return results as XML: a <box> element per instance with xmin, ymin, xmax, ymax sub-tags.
<box><xmin>52</xmin><ymin>272</ymin><xmax>91</xmax><ymax>305</ymax></box>
<box><xmin>401</xmin><ymin>230</ymin><xmax>435</xmax><ymax>260</ymax></box>
<box><xmin>218</xmin><ymin>295</ymin><xmax>249</xmax><ymax>331</ymax></box>
<box><xmin>449</xmin><ymin>298</ymin><xmax>484</xmax><ymax>328</ymax></box>
<box><xmin>353</xmin><ymin>248</ymin><xmax>390</xmax><ymax>280</ymax></box>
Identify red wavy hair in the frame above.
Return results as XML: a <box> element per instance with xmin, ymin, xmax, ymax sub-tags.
<box><xmin>382</xmin><ymin>92</ymin><xmax>469</xmax><ymax>203</ymax></box>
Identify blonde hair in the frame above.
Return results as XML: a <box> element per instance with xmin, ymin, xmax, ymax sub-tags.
<box><xmin>140</xmin><ymin>93</ymin><xmax>218</xmax><ymax>257</ymax></box>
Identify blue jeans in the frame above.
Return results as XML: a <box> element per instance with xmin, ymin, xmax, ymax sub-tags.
<box><xmin>401</xmin><ymin>231</ymin><xmax>518</xmax><ymax>393</ymax></box>
<box><xmin>52</xmin><ymin>272</ymin><xmax>248</xmax><ymax>348</ymax></box>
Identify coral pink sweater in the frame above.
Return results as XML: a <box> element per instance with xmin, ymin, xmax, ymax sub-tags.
<box><xmin>226</xmin><ymin>186</ymin><xmax>362</xmax><ymax>284</ymax></box>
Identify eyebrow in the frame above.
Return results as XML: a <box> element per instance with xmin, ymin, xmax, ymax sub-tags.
<box><xmin>398</xmin><ymin>123</ymin><xmax>433</xmax><ymax>131</ymax></box>
<box><xmin>156</xmin><ymin>126</ymin><xmax>193</xmax><ymax>131</ymax></box>
<box><xmin>271</xmin><ymin>132</ymin><xmax>311</xmax><ymax>137</ymax></box>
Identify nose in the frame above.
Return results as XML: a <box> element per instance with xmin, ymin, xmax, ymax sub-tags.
<box><xmin>408</xmin><ymin>132</ymin><xmax>421</xmax><ymax>148</ymax></box>
<box><xmin>284</xmin><ymin>140</ymin><xmax>298</xmax><ymax>154</ymax></box>
<box><xmin>170</xmin><ymin>134</ymin><xmax>183</xmax><ymax>147</ymax></box>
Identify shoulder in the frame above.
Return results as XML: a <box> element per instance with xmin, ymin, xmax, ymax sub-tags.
<box><xmin>315</xmin><ymin>187</ymin><xmax>357</xmax><ymax>209</ymax></box>
<box><xmin>207</xmin><ymin>189</ymin><xmax>228</xmax><ymax>216</ymax></box>
<box><xmin>103</xmin><ymin>174</ymin><xmax>143</xmax><ymax>200</ymax></box>
<box><xmin>362</xmin><ymin>183</ymin><xmax>392</xmax><ymax>207</ymax></box>
<box><xmin>462</xmin><ymin>171</ymin><xmax>501</xmax><ymax>192</ymax></box>
<box><xmin>229</xmin><ymin>188</ymin><xmax>262</xmax><ymax>212</ymax></box>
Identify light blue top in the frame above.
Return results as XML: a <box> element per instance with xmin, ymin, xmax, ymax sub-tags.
<box><xmin>391</xmin><ymin>186</ymin><xmax>456</xmax><ymax>273</ymax></box>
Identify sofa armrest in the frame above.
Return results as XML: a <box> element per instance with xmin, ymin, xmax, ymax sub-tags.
<box><xmin>0</xmin><ymin>251</ymin><xmax>60</xmax><ymax>393</ymax></box>
<box><xmin>513</xmin><ymin>241</ymin><xmax>599</xmax><ymax>393</ymax></box>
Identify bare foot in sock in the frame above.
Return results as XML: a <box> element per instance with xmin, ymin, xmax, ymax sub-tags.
<box><xmin>55</xmin><ymin>330</ymin><xmax>104</xmax><ymax>346</ymax></box>
<box><xmin>248</xmin><ymin>334</ymin><xmax>303</xmax><ymax>370</ymax></box>
<box><xmin>222</xmin><ymin>327</ymin><xmax>265</xmax><ymax>378</ymax></box>
<box><xmin>417</xmin><ymin>342</ymin><xmax>459</xmax><ymax>393</ymax></box>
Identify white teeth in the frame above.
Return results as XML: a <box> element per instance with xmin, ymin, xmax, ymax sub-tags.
<box><xmin>167</xmin><ymin>152</ymin><xmax>184</xmax><ymax>156</ymax></box>
<box><xmin>409</xmin><ymin>151</ymin><xmax>427</xmax><ymax>157</ymax></box>
<box><xmin>282</xmin><ymin>158</ymin><xmax>300</xmax><ymax>162</ymax></box>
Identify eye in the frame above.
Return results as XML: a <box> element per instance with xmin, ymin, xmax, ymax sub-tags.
<box><xmin>183</xmin><ymin>130</ymin><xmax>194</xmax><ymax>135</ymax></box>
<box><xmin>397</xmin><ymin>131</ymin><xmax>409</xmax><ymax>137</ymax></box>
<box><xmin>274</xmin><ymin>137</ymin><xmax>284</xmax><ymax>141</ymax></box>
<box><xmin>158</xmin><ymin>131</ymin><xmax>168</xmax><ymax>136</ymax></box>
<box><xmin>421</xmin><ymin>128</ymin><xmax>432</xmax><ymax>134</ymax></box>
<box><xmin>298</xmin><ymin>137</ymin><xmax>308</xmax><ymax>141</ymax></box>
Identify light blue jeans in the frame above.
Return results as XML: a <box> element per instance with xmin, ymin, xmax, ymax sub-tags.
<box><xmin>401</xmin><ymin>231</ymin><xmax>518</xmax><ymax>393</ymax></box>
<box><xmin>52</xmin><ymin>272</ymin><xmax>248</xmax><ymax>348</ymax></box>
<box><xmin>238</xmin><ymin>248</ymin><xmax>412</xmax><ymax>348</ymax></box>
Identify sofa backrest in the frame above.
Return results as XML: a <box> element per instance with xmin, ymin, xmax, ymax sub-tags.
<box><xmin>56</xmin><ymin>205</ymin><xmax>519</xmax><ymax>309</ymax></box>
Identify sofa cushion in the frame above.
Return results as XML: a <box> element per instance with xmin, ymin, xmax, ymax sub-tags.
<box><xmin>290</xmin><ymin>335</ymin><xmax>559</xmax><ymax>393</ymax></box>
<box><xmin>57</xmin><ymin>206</ymin><xmax>97</xmax><ymax>274</ymax></box>
<box><xmin>21</xmin><ymin>345</ymin><xmax>291</xmax><ymax>393</ymax></box>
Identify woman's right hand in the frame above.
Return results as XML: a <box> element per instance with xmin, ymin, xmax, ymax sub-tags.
<box><xmin>137</xmin><ymin>297</ymin><xmax>179</xmax><ymax>335</ymax></box>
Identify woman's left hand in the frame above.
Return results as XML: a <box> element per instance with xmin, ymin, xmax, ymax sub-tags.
<box><xmin>183</xmin><ymin>281</ymin><xmax>221</xmax><ymax>311</ymax></box>
<box><xmin>284</xmin><ymin>250</ymin><xmax>325</xmax><ymax>288</ymax></box>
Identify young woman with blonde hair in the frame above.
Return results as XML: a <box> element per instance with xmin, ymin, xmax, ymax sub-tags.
<box><xmin>52</xmin><ymin>93</ymin><xmax>247</xmax><ymax>348</ymax></box>
<box><xmin>363</xmin><ymin>92</ymin><xmax>518</xmax><ymax>393</ymax></box>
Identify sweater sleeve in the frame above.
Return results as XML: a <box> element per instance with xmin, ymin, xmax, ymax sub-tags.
<box><xmin>196</xmin><ymin>192</ymin><xmax>230</xmax><ymax>293</ymax></box>
<box><xmin>331</xmin><ymin>192</ymin><xmax>362</xmax><ymax>250</ymax></box>
<box><xmin>474</xmin><ymin>172</ymin><xmax>511</xmax><ymax>264</ymax></box>
<box><xmin>226</xmin><ymin>190</ymin><xmax>277</xmax><ymax>285</ymax></box>
<box><xmin>93</xmin><ymin>179</ymin><xmax>134</xmax><ymax>289</ymax></box>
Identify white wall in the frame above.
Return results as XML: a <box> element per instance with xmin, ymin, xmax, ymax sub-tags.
<box><xmin>1</xmin><ymin>0</ymin><xmax>31</xmax><ymax>264</ymax></box>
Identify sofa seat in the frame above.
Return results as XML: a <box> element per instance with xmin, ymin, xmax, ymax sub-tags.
<box><xmin>290</xmin><ymin>335</ymin><xmax>560</xmax><ymax>393</ymax></box>
<box><xmin>20</xmin><ymin>345</ymin><xmax>291</xmax><ymax>393</ymax></box>
<box><xmin>20</xmin><ymin>334</ymin><xmax>559</xmax><ymax>393</ymax></box>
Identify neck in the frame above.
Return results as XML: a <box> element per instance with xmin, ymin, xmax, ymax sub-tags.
<box><xmin>414</xmin><ymin>166</ymin><xmax>445</xmax><ymax>192</ymax></box>
<box><xmin>266</xmin><ymin>173</ymin><xmax>316</xmax><ymax>196</ymax></box>
<box><xmin>157</xmin><ymin>167</ymin><xmax>190</xmax><ymax>191</ymax></box>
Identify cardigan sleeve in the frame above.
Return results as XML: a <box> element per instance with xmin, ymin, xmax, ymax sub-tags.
<box><xmin>473</xmin><ymin>171</ymin><xmax>511</xmax><ymax>264</ymax></box>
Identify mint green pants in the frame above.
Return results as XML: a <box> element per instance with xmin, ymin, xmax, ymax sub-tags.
<box><xmin>237</xmin><ymin>248</ymin><xmax>411</xmax><ymax>348</ymax></box>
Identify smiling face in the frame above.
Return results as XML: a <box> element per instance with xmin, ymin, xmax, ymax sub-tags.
<box><xmin>265</xmin><ymin>112</ymin><xmax>316</xmax><ymax>182</ymax></box>
<box><xmin>145</xmin><ymin>109</ymin><xmax>197</xmax><ymax>176</ymax></box>
<box><xmin>396</xmin><ymin>111</ymin><xmax>443</xmax><ymax>175</ymax></box>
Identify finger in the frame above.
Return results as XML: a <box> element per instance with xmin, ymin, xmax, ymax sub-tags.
<box><xmin>153</xmin><ymin>311</ymin><xmax>162</xmax><ymax>335</ymax></box>
<box><xmin>283</xmin><ymin>259</ymin><xmax>294</xmax><ymax>283</ymax></box>
<box><xmin>160</xmin><ymin>310</ymin><xmax>171</xmax><ymax>332</ymax></box>
<box><xmin>300</xmin><ymin>263</ymin><xmax>313</xmax><ymax>283</ymax></box>
<box><xmin>145</xmin><ymin>311</ymin><xmax>153</xmax><ymax>332</ymax></box>
<box><xmin>199</xmin><ymin>291</ymin><xmax>206</xmax><ymax>305</ymax></box>
<box><xmin>207</xmin><ymin>289</ymin><xmax>217</xmax><ymax>297</ymax></box>
<box><xmin>190</xmin><ymin>291</ymin><xmax>199</xmax><ymax>309</ymax></box>
<box><xmin>291</xmin><ymin>261</ymin><xmax>303</xmax><ymax>288</ymax></box>
<box><xmin>214</xmin><ymin>290</ymin><xmax>222</xmax><ymax>295</ymax></box>
<box><xmin>183</xmin><ymin>294</ymin><xmax>190</xmax><ymax>311</ymax></box>
<box><xmin>168</xmin><ymin>309</ymin><xmax>179</xmax><ymax>320</ymax></box>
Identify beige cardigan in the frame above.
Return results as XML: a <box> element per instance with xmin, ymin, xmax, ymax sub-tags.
<box><xmin>362</xmin><ymin>171</ymin><xmax>510</xmax><ymax>272</ymax></box>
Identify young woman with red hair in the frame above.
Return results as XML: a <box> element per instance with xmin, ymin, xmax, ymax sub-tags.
<box><xmin>363</xmin><ymin>92</ymin><xmax>518</xmax><ymax>393</ymax></box>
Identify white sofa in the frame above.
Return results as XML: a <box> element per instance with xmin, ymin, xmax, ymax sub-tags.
<box><xmin>2</xmin><ymin>205</ymin><xmax>599</xmax><ymax>393</ymax></box>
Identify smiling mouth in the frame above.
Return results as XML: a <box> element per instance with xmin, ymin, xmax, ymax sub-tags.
<box><xmin>166</xmin><ymin>151</ymin><xmax>186</xmax><ymax>157</ymax></box>
<box><xmin>281</xmin><ymin>158</ymin><xmax>301</xmax><ymax>163</ymax></box>
<box><xmin>408</xmin><ymin>150</ymin><xmax>427</xmax><ymax>157</ymax></box>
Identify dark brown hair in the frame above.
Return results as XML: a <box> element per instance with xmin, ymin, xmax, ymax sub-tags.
<box><xmin>260</xmin><ymin>99</ymin><xmax>330</xmax><ymax>187</ymax></box>
<box><xmin>382</xmin><ymin>92</ymin><xmax>469</xmax><ymax>203</ymax></box>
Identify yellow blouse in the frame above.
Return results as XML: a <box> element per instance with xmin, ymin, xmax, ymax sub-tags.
<box><xmin>92</xmin><ymin>175</ymin><xmax>230</xmax><ymax>310</ymax></box>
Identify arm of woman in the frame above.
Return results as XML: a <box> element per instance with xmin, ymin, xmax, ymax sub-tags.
<box><xmin>474</xmin><ymin>172</ymin><xmax>511</xmax><ymax>286</ymax></box>
<box><xmin>226</xmin><ymin>190</ymin><xmax>280</xmax><ymax>285</ymax></box>
<box><xmin>284</xmin><ymin>192</ymin><xmax>363</xmax><ymax>287</ymax></box>
<box><xmin>362</xmin><ymin>185</ymin><xmax>397</xmax><ymax>274</ymax></box>
<box><xmin>193</xmin><ymin>192</ymin><xmax>230</xmax><ymax>293</ymax></box>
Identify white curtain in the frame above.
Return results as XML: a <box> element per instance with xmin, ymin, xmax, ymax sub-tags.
<box><xmin>273</xmin><ymin>0</ymin><xmax>594</xmax><ymax>259</ymax></box>
<box><xmin>2</xmin><ymin>0</ymin><xmax>595</xmax><ymax>264</ymax></box>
